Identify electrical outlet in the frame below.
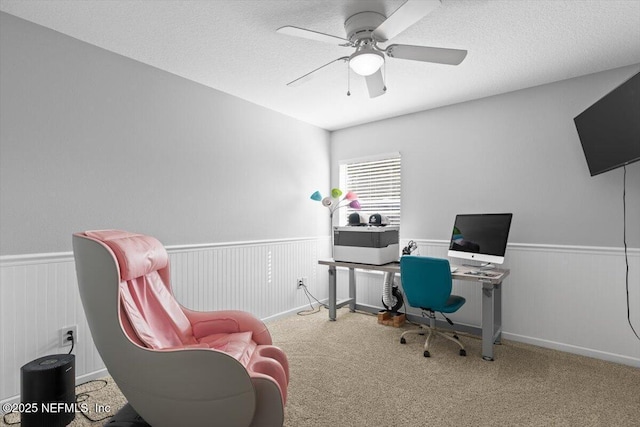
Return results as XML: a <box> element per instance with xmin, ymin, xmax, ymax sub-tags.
<box><xmin>60</xmin><ymin>325</ymin><xmax>78</xmax><ymax>347</ymax></box>
<box><xmin>296</xmin><ymin>277</ymin><xmax>307</xmax><ymax>289</ymax></box>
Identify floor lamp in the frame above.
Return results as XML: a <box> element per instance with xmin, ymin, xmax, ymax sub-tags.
<box><xmin>310</xmin><ymin>188</ymin><xmax>361</xmax><ymax>258</ymax></box>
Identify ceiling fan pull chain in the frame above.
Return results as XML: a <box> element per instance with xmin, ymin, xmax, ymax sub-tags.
<box><xmin>383</xmin><ymin>60</ymin><xmax>387</xmax><ymax>92</ymax></box>
<box><xmin>347</xmin><ymin>62</ymin><xmax>351</xmax><ymax>96</ymax></box>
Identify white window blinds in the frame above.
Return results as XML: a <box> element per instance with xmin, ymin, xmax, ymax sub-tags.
<box><xmin>339</xmin><ymin>154</ymin><xmax>401</xmax><ymax>226</ymax></box>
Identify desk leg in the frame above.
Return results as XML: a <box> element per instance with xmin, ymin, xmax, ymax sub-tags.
<box><xmin>328</xmin><ymin>266</ymin><xmax>337</xmax><ymax>321</ymax></box>
<box><xmin>349</xmin><ymin>268</ymin><xmax>356</xmax><ymax>312</ymax></box>
<box><xmin>481</xmin><ymin>282</ymin><xmax>495</xmax><ymax>361</ymax></box>
<box><xmin>494</xmin><ymin>283</ymin><xmax>502</xmax><ymax>345</ymax></box>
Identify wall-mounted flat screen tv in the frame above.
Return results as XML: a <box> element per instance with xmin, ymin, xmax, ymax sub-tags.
<box><xmin>574</xmin><ymin>71</ymin><xmax>640</xmax><ymax>176</ymax></box>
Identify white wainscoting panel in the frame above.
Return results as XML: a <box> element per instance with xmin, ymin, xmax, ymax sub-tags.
<box><xmin>2</xmin><ymin>237</ymin><xmax>637</xmax><ymax>405</ymax></box>
<box><xmin>334</xmin><ymin>240</ymin><xmax>640</xmax><ymax>367</ymax></box>
<box><xmin>0</xmin><ymin>237</ymin><xmax>330</xmax><ymax>407</ymax></box>
<box><xmin>0</xmin><ymin>255</ymin><xmax>104</xmax><ymax>407</ymax></box>
<box><xmin>500</xmin><ymin>243</ymin><xmax>640</xmax><ymax>366</ymax></box>
<box><xmin>167</xmin><ymin>238</ymin><xmax>330</xmax><ymax>320</ymax></box>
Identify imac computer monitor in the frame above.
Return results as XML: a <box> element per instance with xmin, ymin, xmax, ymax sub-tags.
<box><xmin>448</xmin><ymin>213</ymin><xmax>513</xmax><ymax>265</ymax></box>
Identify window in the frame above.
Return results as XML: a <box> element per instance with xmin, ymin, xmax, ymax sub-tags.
<box><xmin>339</xmin><ymin>153</ymin><xmax>401</xmax><ymax>226</ymax></box>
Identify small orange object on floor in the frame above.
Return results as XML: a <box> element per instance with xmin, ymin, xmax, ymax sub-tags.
<box><xmin>377</xmin><ymin>311</ymin><xmax>405</xmax><ymax>327</ymax></box>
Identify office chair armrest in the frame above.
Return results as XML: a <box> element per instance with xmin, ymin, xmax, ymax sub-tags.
<box><xmin>183</xmin><ymin>308</ymin><xmax>273</xmax><ymax>345</ymax></box>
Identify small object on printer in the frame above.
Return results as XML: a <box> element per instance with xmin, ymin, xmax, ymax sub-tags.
<box><xmin>348</xmin><ymin>212</ymin><xmax>368</xmax><ymax>226</ymax></box>
<box><xmin>369</xmin><ymin>213</ymin><xmax>389</xmax><ymax>226</ymax></box>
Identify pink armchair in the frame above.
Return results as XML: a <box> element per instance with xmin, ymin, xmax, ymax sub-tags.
<box><xmin>72</xmin><ymin>230</ymin><xmax>289</xmax><ymax>427</ymax></box>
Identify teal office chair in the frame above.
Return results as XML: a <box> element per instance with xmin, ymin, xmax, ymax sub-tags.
<box><xmin>400</xmin><ymin>256</ymin><xmax>466</xmax><ymax>357</ymax></box>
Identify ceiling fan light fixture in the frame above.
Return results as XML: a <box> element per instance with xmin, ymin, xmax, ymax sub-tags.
<box><xmin>349</xmin><ymin>49</ymin><xmax>384</xmax><ymax>76</ymax></box>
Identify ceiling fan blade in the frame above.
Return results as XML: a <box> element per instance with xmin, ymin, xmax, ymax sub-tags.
<box><xmin>386</xmin><ymin>44</ymin><xmax>467</xmax><ymax>65</ymax></box>
<box><xmin>277</xmin><ymin>26</ymin><xmax>350</xmax><ymax>45</ymax></box>
<box><xmin>287</xmin><ymin>57</ymin><xmax>349</xmax><ymax>87</ymax></box>
<box><xmin>365</xmin><ymin>69</ymin><xmax>386</xmax><ymax>98</ymax></box>
<box><xmin>372</xmin><ymin>0</ymin><xmax>441</xmax><ymax>42</ymax></box>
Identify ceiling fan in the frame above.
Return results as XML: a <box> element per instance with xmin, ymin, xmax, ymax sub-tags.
<box><xmin>276</xmin><ymin>0</ymin><xmax>467</xmax><ymax>98</ymax></box>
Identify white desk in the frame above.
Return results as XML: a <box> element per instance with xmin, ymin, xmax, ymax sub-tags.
<box><xmin>318</xmin><ymin>259</ymin><xmax>510</xmax><ymax>361</ymax></box>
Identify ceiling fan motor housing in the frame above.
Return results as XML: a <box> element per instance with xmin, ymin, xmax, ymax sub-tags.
<box><xmin>344</xmin><ymin>11</ymin><xmax>386</xmax><ymax>43</ymax></box>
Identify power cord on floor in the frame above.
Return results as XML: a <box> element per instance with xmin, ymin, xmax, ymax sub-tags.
<box><xmin>296</xmin><ymin>283</ymin><xmax>328</xmax><ymax>316</ymax></box>
<box><xmin>75</xmin><ymin>379</ymin><xmax>111</xmax><ymax>422</ymax></box>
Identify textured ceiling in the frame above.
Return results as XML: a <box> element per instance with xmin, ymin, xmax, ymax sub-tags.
<box><xmin>1</xmin><ymin>0</ymin><xmax>639</xmax><ymax>131</ymax></box>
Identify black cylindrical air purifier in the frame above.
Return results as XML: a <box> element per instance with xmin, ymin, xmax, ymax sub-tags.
<box><xmin>20</xmin><ymin>354</ymin><xmax>75</xmax><ymax>427</ymax></box>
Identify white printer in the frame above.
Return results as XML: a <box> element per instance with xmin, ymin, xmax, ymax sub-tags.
<box><xmin>333</xmin><ymin>226</ymin><xmax>400</xmax><ymax>265</ymax></box>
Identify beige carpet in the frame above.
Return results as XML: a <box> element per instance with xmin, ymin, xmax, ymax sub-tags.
<box><xmin>4</xmin><ymin>308</ymin><xmax>639</xmax><ymax>426</ymax></box>
<box><xmin>273</xmin><ymin>308</ymin><xmax>640</xmax><ymax>426</ymax></box>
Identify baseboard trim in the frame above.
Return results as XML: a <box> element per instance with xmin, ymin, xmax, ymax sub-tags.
<box><xmin>76</xmin><ymin>368</ymin><xmax>110</xmax><ymax>385</ymax></box>
<box><xmin>338</xmin><ymin>304</ymin><xmax>640</xmax><ymax>368</ymax></box>
<box><xmin>502</xmin><ymin>332</ymin><xmax>640</xmax><ymax>368</ymax></box>
<box><xmin>262</xmin><ymin>299</ymin><xmax>329</xmax><ymax>324</ymax></box>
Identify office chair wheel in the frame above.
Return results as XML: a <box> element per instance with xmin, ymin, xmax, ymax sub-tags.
<box><xmin>423</xmin><ymin>350</ymin><xmax>430</xmax><ymax>358</ymax></box>
<box><xmin>459</xmin><ymin>349</ymin><xmax>466</xmax><ymax>356</ymax></box>
<box><xmin>453</xmin><ymin>334</ymin><xmax>459</xmax><ymax>340</ymax></box>
<box><xmin>400</xmin><ymin>337</ymin><xmax>406</xmax><ymax>344</ymax></box>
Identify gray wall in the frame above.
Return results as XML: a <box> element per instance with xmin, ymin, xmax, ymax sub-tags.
<box><xmin>2</xmin><ymin>9</ymin><xmax>638</xmax><ymax>253</ymax></box>
<box><xmin>0</xmin><ymin>12</ymin><xmax>330</xmax><ymax>255</ymax></box>
<box><xmin>331</xmin><ymin>64</ymin><xmax>640</xmax><ymax>248</ymax></box>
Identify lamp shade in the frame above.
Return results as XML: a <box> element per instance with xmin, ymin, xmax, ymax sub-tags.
<box><xmin>345</xmin><ymin>191</ymin><xmax>358</xmax><ymax>201</ymax></box>
<box><xmin>331</xmin><ymin>188</ymin><xmax>343</xmax><ymax>198</ymax></box>
<box><xmin>321</xmin><ymin>197</ymin><xmax>333</xmax><ymax>207</ymax></box>
<box><xmin>310</xmin><ymin>191</ymin><xmax>322</xmax><ymax>201</ymax></box>
<box><xmin>349</xmin><ymin>49</ymin><xmax>384</xmax><ymax>76</ymax></box>
<box><xmin>349</xmin><ymin>200</ymin><xmax>361</xmax><ymax>210</ymax></box>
